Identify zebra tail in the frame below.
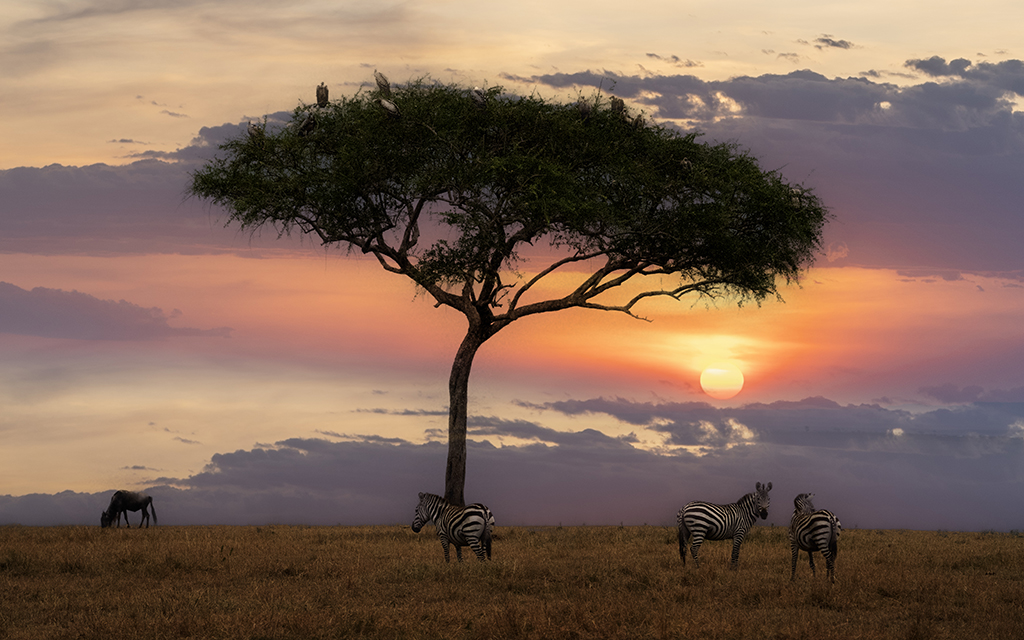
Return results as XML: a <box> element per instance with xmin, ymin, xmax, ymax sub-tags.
<box><xmin>677</xmin><ymin>515</ymin><xmax>689</xmax><ymax>562</ymax></box>
<box><xmin>828</xmin><ymin>518</ymin><xmax>838</xmax><ymax>557</ymax></box>
<box><xmin>483</xmin><ymin>508</ymin><xmax>494</xmax><ymax>560</ymax></box>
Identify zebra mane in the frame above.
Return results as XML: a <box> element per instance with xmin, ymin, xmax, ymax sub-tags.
<box><xmin>794</xmin><ymin>493</ymin><xmax>816</xmax><ymax>514</ymax></box>
<box><xmin>736</xmin><ymin>491</ymin><xmax>761</xmax><ymax>516</ymax></box>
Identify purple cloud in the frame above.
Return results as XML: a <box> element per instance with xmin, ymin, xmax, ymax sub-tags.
<box><xmin>0</xmin><ymin>281</ymin><xmax>230</xmax><ymax>340</ymax></box>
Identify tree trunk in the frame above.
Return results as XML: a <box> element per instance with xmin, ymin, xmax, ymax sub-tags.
<box><xmin>444</xmin><ymin>324</ymin><xmax>488</xmax><ymax>507</ymax></box>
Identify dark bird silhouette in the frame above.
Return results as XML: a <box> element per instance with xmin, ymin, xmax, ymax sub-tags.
<box><xmin>316</xmin><ymin>83</ymin><xmax>329</xmax><ymax>108</ymax></box>
<box><xmin>610</xmin><ymin>96</ymin><xmax>625</xmax><ymax>116</ymax></box>
<box><xmin>374</xmin><ymin>70</ymin><xmax>391</xmax><ymax>97</ymax></box>
<box><xmin>576</xmin><ymin>98</ymin><xmax>592</xmax><ymax>120</ymax></box>
<box><xmin>296</xmin><ymin>112</ymin><xmax>316</xmax><ymax>136</ymax></box>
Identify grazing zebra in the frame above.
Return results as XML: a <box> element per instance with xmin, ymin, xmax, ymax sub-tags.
<box><xmin>100</xmin><ymin>490</ymin><xmax>157</xmax><ymax>528</ymax></box>
<box><xmin>789</xmin><ymin>492</ymin><xmax>842</xmax><ymax>584</ymax></box>
<box><xmin>677</xmin><ymin>481</ymin><xmax>772</xmax><ymax>568</ymax></box>
<box><xmin>411</xmin><ymin>492</ymin><xmax>494</xmax><ymax>562</ymax></box>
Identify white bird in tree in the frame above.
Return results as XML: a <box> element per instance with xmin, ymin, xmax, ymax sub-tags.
<box><xmin>296</xmin><ymin>112</ymin><xmax>316</xmax><ymax>136</ymax></box>
<box><xmin>471</xmin><ymin>87</ymin><xmax>487</xmax><ymax>108</ymax></box>
<box><xmin>374</xmin><ymin>70</ymin><xmax>391</xmax><ymax>97</ymax></box>
<box><xmin>247</xmin><ymin>121</ymin><xmax>261</xmax><ymax>139</ymax></box>
<box><xmin>316</xmin><ymin>83</ymin><xmax>329</xmax><ymax>108</ymax></box>
<box><xmin>378</xmin><ymin>98</ymin><xmax>400</xmax><ymax>117</ymax></box>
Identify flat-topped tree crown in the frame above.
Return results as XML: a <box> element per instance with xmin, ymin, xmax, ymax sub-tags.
<box><xmin>190</xmin><ymin>76</ymin><xmax>829</xmax><ymax>506</ymax></box>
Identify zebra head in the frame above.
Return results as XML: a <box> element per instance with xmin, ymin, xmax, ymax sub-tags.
<box><xmin>411</xmin><ymin>492</ymin><xmax>431</xmax><ymax>533</ymax></box>
<box><xmin>794</xmin><ymin>492</ymin><xmax>816</xmax><ymax>514</ymax></box>
<box><xmin>755</xmin><ymin>482</ymin><xmax>772</xmax><ymax>520</ymax></box>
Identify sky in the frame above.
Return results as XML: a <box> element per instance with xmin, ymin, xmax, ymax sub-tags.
<box><xmin>1</xmin><ymin>0</ymin><xmax>1023</xmax><ymax>531</ymax></box>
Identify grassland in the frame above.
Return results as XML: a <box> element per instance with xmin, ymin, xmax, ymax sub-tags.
<box><xmin>1</xmin><ymin>524</ymin><xmax>1021</xmax><ymax>639</ymax></box>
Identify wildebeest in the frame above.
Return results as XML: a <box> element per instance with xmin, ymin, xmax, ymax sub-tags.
<box><xmin>100</xmin><ymin>490</ymin><xmax>157</xmax><ymax>528</ymax></box>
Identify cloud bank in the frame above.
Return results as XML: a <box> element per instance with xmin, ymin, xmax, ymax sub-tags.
<box><xmin>0</xmin><ymin>281</ymin><xmax>230</xmax><ymax>340</ymax></box>
<box><xmin>3</xmin><ymin>397</ymin><xmax>1021</xmax><ymax>531</ymax></box>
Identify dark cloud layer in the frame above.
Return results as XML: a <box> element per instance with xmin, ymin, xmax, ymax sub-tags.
<box><xmin>3</xmin><ymin>397</ymin><xmax>1021</xmax><ymax>530</ymax></box>
<box><xmin>0</xmin><ymin>281</ymin><xmax>229</xmax><ymax>340</ymax></box>
<box><xmin>0</xmin><ymin>112</ymin><xmax>295</xmax><ymax>256</ymax></box>
<box><xmin>518</xmin><ymin>59</ymin><xmax>1024</xmax><ymax>274</ymax></box>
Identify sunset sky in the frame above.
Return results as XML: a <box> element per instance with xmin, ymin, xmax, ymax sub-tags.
<box><xmin>2</xmin><ymin>1</ymin><xmax>1023</xmax><ymax>530</ymax></box>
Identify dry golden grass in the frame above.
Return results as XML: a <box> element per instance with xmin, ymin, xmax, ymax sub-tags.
<box><xmin>1</xmin><ymin>524</ymin><xmax>1021</xmax><ymax>639</ymax></box>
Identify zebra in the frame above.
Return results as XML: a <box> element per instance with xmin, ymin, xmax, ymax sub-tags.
<box><xmin>100</xmin><ymin>490</ymin><xmax>157</xmax><ymax>528</ymax></box>
<box><xmin>411</xmin><ymin>492</ymin><xmax>494</xmax><ymax>562</ymax></box>
<box><xmin>677</xmin><ymin>481</ymin><xmax>772</xmax><ymax>568</ymax></box>
<box><xmin>789</xmin><ymin>492</ymin><xmax>842</xmax><ymax>584</ymax></box>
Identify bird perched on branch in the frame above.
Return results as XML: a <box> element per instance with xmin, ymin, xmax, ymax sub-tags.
<box><xmin>471</xmin><ymin>87</ymin><xmax>487</xmax><ymax>108</ymax></box>
<box><xmin>378</xmin><ymin>98</ymin><xmax>400</xmax><ymax>117</ymax></box>
<box><xmin>316</xmin><ymin>83</ymin><xmax>329</xmax><ymax>108</ymax></box>
<box><xmin>576</xmin><ymin>98</ymin><xmax>593</xmax><ymax>120</ymax></box>
<box><xmin>374</xmin><ymin>70</ymin><xmax>391</xmax><ymax>97</ymax></box>
<box><xmin>296</xmin><ymin>112</ymin><xmax>316</xmax><ymax>136</ymax></box>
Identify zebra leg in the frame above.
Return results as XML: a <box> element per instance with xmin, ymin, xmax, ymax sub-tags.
<box><xmin>454</xmin><ymin>544</ymin><xmax>464</xmax><ymax>562</ymax></box>
<box><xmin>468</xmin><ymin>539</ymin><xmax>486</xmax><ymax>561</ymax></box>
<box><xmin>790</xmin><ymin>543</ymin><xmax>800</xmax><ymax>580</ymax></box>
<box><xmin>807</xmin><ymin>550</ymin><xmax>816</xmax><ymax>577</ymax></box>
<box><xmin>729</xmin><ymin>533</ymin><xmax>745</xmax><ymax>568</ymax></box>
<box><xmin>440</xmin><ymin>537</ymin><xmax>451</xmax><ymax>563</ymax></box>
<box><xmin>689</xmin><ymin>535</ymin><xmax>704</xmax><ymax>568</ymax></box>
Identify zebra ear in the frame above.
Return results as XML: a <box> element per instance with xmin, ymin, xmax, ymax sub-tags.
<box><xmin>766</xmin><ymin>482</ymin><xmax>772</xmax><ymax>491</ymax></box>
<box><xmin>418</xmin><ymin>492</ymin><xmax>425</xmax><ymax>499</ymax></box>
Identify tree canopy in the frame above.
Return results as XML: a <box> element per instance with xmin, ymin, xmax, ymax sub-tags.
<box><xmin>190</xmin><ymin>75</ymin><xmax>829</xmax><ymax>506</ymax></box>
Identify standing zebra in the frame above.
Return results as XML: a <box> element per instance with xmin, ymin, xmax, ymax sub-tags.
<box><xmin>677</xmin><ymin>481</ymin><xmax>772</xmax><ymax>568</ymax></box>
<box><xmin>411</xmin><ymin>492</ymin><xmax>495</xmax><ymax>562</ymax></box>
<box><xmin>789</xmin><ymin>492</ymin><xmax>842</xmax><ymax>584</ymax></box>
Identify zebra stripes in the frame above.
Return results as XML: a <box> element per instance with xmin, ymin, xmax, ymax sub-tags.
<box><xmin>412</xmin><ymin>492</ymin><xmax>494</xmax><ymax>562</ymax></box>
<box><xmin>677</xmin><ymin>481</ymin><xmax>772</xmax><ymax>568</ymax></box>
<box><xmin>789</xmin><ymin>492</ymin><xmax>842</xmax><ymax>583</ymax></box>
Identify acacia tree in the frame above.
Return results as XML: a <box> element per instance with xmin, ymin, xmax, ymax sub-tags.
<box><xmin>190</xmin><ymin>76</ymin><xmax>828</xmax><ymax>506</ymax></box>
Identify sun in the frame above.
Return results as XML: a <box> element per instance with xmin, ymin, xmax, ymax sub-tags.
<box><xmin>700</xmin><ymin>363</ymin><xmax>745</xmax><ymax>400</ymax></box>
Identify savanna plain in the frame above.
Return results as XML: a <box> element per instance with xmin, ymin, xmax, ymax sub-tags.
<box><xmin>1</xmin><ymin>524</ymin><xmax>1021</xmax><ymax>639</ymax></box>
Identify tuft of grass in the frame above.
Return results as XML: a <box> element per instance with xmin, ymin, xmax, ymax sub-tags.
<box><xmin>0</xmin><ymin>525</ymin><xmax>1022</xmax><ymax>639</ymax></box>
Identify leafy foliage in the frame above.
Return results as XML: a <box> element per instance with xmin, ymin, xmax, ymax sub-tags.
<box><xmin>191</xmin><ymin>78</ymin><xmax>828</xmax><ymax>327</ymax></box>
